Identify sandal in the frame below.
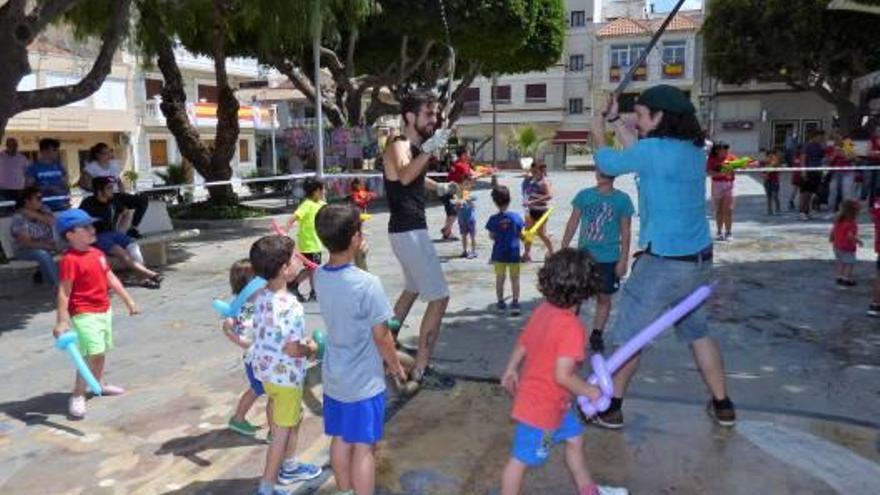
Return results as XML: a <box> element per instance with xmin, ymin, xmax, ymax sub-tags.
<box><xmin>141</xmin><ymin>278</ymin><xmax>161</xmax><ymax>289</ymax></box>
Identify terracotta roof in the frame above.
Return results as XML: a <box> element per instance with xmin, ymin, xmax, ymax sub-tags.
<box><xmin>597</xmin><ymin>13</ymin><xmax>701</xmax><ymax>38</ymax></box>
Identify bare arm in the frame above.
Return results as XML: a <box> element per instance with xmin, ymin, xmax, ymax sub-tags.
<box><xmin>384</xmin><ymin>141</ymin><xmax>433</xmax><ymax>186</ymax></box>
<box><xmin>222</xmin><ymin>318</ymin><xmax>252</xmax><ymax>350</ymax></box>
<box><xmin>107</xmin><ymin>270</ymin><xmax>139</xmax><ymax>315</ymax></box>
<box><xmin>561</xmin><ymin>208</ymin><xmax>582</xmax><ymax>249</ymax></box>
<box><xmin>554</xmin><ymin>357</ymin><xmax>601</xmax><ymax>401</ymax></box>
<box><xmin>373</xmin><ymin>322</ymin><xmax>406</xmax><ymax>381</ymax></box>
<box><xmin>592</xmin><ymin>95</ymin><xmax>637</xmax><ymax>150</ymax></box>
<box><xmin>52</xmin><ymin>280</ymin><xmax>73</xmax><ymax>337</ymax></box>
<box><xmin>13</xmin><ymin>231</ymin><xmax>56</xmax><ymax>251</ymax></box>
<box><xmin>501</xmin><ymin>343</ymin><xmax>527</xmax><ymax>395</ymax></box>
<box><xmin>617</xmin><ymin>216</ymin><xmax>632</xmax><ymax>277</ymax></box>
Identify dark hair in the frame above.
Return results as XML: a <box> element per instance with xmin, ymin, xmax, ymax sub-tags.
<box><xmin>92</xmin><ymin>176</ymin><xmax>114</xmax><ymax>194</ymax></box>
<box><xmin>538</xmin><ymin>248</ymin><xmax>600</xmax><ymax>309</ymax></box>
<box><xmin>229</xmin><ymin>258</ymin><xmax>254</xmax><ymax>295</ymax></box>
<box><xmin>709</xmin><ymin>143</ymin><xmax>727</xmax><ymax>157</ymax></box>
<box><xmin>835</xmin><ymin>199</ymin><xmax>860</xmax><ymax>223</ymax></box>
<box><xmin>303</xmin><ymin>177</ymin><xmax>324</xmax><ymax>198</ymax></box>
<box><xmin>38</xmin><ymin>138</ymin><xmax>60</xmax><ymax>151</ymax></box>
<box><xmin>350</xmin><ymin>177</ymin><xmax>363</xmax><ymax>191</ymax></box>
<box><xmin>315</xmin><ymin>204</ymin><xmax>361</xmax><ymax>253</ymax></box>
<box><xmin>456</xmin><ymin>145</ymin><xmax>469</xmax><ymax>156</ymax></box>
<box><xmin>14</xmin><ymin>186</ymin><xmax>41</xmax><ymax>210</ymax></box>
<box><xmin>646</xmin><ymin>110</ymin><xmax>705</xmax><ymax>147</ymax></box>
<box><xmin>89</xmin><ymin>142</ymin><xmax>110</xmax><ymax>162</ymax></box>
<box><xmin>491</xmin><ymin>185</ymin><xmax>511</xmax><ymax>208</ymax></box>
<box><xmin>400</xmin><ymin>89</ymin><xmax>438</xmax><ymax>127</ymax></box>
<box><xmin>249</xmin><ymin>235</ymin><xmax>295</xmax><ymax>280</ymax></box>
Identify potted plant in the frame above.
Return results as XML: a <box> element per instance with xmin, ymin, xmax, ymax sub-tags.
<box><xmin>123</xmin><ymin>170</ymin><xmax>139</xmax><ymax>192</ymax></box>
<box><xmin>507</xmin><ymin>125</ymin><xmax>548</xmax><ymax>171</ymax></box>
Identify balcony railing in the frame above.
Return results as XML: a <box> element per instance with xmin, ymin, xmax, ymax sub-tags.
<box><xmin>609</xmin><ymin>64</ymin><xmax>647</xmax><ymax>83</ymax></box>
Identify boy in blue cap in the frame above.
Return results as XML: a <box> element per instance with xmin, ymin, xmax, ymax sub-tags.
<box><xmin>52</xmin><ymin>208</ymin><xmax>139</xmax><ymax>419</ymax></box>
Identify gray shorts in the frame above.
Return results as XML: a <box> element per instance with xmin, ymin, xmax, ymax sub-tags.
<box><xmin>833</xmin><ymin>248</ymin><xmax>856</xmax><ymax>265</ymax></box>
<box><xmin>389</xmin><ymin>229</ymin><xmax>449</xmax><ymax>302</ymax></box>
<box><xmin>610</xmin><ymin>253</ymin><xmax>712</xmax><ymax>346</ymax></box>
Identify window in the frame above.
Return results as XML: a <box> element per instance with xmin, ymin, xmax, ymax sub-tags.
<box><xmin>570</xmin><ymin>10</ymin><xmax>586</xmax><ymax>27</ymax></box>
<box><xmin>491</xmin><ymin>85</ymin><xmax>511</xmax><ymax>104</ymax></box>
<box><xmin>569</xmin><ymin>54</ymin><xmax>585</xmax><ymax>72</ymax></box>
<box><xmin>45</xmin><ymin>74</ymin><xmax>87</xmax><ymax>107</ymax></box>
<box><xmin>149</xmin><ymin>139</ymin><xmax>169</xmax><ymax>167</ymax></box>
<box><xmin>609</xmin><ymin>45</ymin><xmax>647</xmax><ymax>82</ymax></box>
<box><xmin>93</xmin><ymin>79</ymin><xmax>127</xmax><ymax>110</ymax></box>
<box><xmin>610</xmin><ymin>45</ymin><xmax>631</xmax><ymax>68</ymax></box>
<box><xmin>662</xmin><ymin>41</ymin><xmax>686</xmax><ymax>79</ymax></box>
<box><xmin>462</xmin><ymin>87</ymin><xmax>480</xmax><ymax>116</ymax></box>
<box><xmin>568</xmin><ymin>98</ymin><xmax>584</xmax><ymax>115</ymax></box>
<box><xmin>145</xmin><ymin>78</ymin><xmax>163</xmax><ymax>99</ymax></box>
<box><xmin>239</xmin><ymin>139</ymin><xmax>250</xmax><ymax>162</ymax></box>
<box><xmin>525</xmin><ymin>84</ymin><xmax>546</xmax><ymax>103</ymax></box>
<box><xmin>198</xmin><ymin>84</ymin><xmax>219</xmax><ymax>103</ymax></box>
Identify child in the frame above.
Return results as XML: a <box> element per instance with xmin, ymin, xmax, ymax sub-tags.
<box><xmin>350</xmin><ymin>178</ymin><xmax>375</xmax><ymax>213</ymax></box>
<box><xmin>286</xmin><ymin>177</ymin><xmax>326</xmax><ymax>302</ymax></box>
<box><xmin>830</xmin><ymin>199</ymin><xmax>863</xmax><ymax>287</ymax></box>
<box><xmin>51</xmin><ymin>208</ymin><xmax>139</xmax><ymax>419</ymax></box>
<box><xmin>499</xmin><ymin>249</ymin><xmax>627</xmax><ymax>495</ymax></box>
<box><xmin>521</xmin><ymin>163</ymin><xmax>554</xmax><ymax>262</ymax></box>
<box><xmin>249</xmin><ymin>235</ymin><xmax>322</xmax><ymax>494</ymax></box>
<box><xmin>561</xmin><ymin>171</ymin><xmax>634</xmax><ymax>353</ymax></box>
<box><xmin>457</xmin><ymin>177</ymin><xmax>478</xmax><ymax>259</ymax></box>
<box><xmin>763</xmin><ymin>149</ymin><xmax>782</xmax><ymax>215</ymax></box>
<box><xmin>222</xmin><ymin>259</ymin><xmax>270</xmax><ymax>437</ymax></box>
<box><xmin>869</xmin><ymin>195</ymin><xmax>880</xmax><ymax>317</ymax></box>
<box><xmin>788</xmin><ymin>145</ymin><xmax>803</xmax><ymax>211</ymax></box>
<box><xmin>313</xmin><ymin>204</ymin><xmax>407</xmax><ymax>495</ymax></box>
<box><xmin>486</xmin><ymin>185</ymin><xmax>525</xmax><ymax>316</ymax></box>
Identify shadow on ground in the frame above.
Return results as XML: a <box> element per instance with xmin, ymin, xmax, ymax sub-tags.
<box><xmin>0</xmin><ymin>391</ymin><xmax>84</xmax><ymax>436</ymax></box>
<box><xmin>155</xmin><ymin>429</ymin><xmax>266</xmax><ymax>467</ymax></box>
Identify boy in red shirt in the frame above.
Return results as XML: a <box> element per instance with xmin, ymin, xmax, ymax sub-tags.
<box><xmin>500</xmin><ymin>249</ymin><xmax>628</xmax><ymax>495</ymax></box>
<box><xmin>52</xmin><ymin>209</ymin><xmax>139</xmax><ymax>419</ymax></box>
<box><xmin>870</xmin><ymin>196</ymin><xmax>880</xmax><ymax>317</ymax></box>
<box><xmin>829</xmin><ymin>200</ymin><xmax>862</xmax><ymax>287</ymax></box>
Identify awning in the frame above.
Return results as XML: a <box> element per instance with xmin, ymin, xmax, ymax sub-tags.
<box><xmin>552</xmin><ymin>130</ymin><xmax>590</xmax><ymax>144</ymax></box>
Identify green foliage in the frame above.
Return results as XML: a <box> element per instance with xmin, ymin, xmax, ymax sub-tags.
<box><xmin>123</xmin><ymin>170</ymin><xmax>139</xmax><ymax>189</ymax></box>
<box><xmin>507</xmin><ymin>126</ymin><xmax>548</xmax><ymax>158</ymax></box>
<box><xmin>154</xmin><ymin>163</ymin><xmax>191</xmax><ymax>204</ymax></box>
<box><xmin>168</xmin><ymin>201</ymin><xmax>270</xmax><ymax>220</ymax></box>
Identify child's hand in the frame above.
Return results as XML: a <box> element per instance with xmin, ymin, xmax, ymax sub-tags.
<box><xmin>128</xmin><ymin>302</ymin><xmax>141</xmax><ymax>316</ymax></box>
<box><xmin>501</xmin><ymin>368</ymin><xmax>519</xmax><ymax>395</ymax></box>
<box><xmin>389</xmin><ymin>362</ymin><xmax>407</xmax><ymax>383</ymax></box>
<box><xmin>52</xmin><ymin>325</ymin><xmax>67</xmax><ymax>339</ymax></box>
<box><xmin>283</xmin><ymin>340</ymin><xmax>308</xmax><ymax>358</ymax></box>
<box><xmin>583</xmin><ymin>384</ymin><xmax>602</xmax><ymax>402</ymax></box>
<box><xmin>615</xmin><ymin>259</ymin><xmax>628</xmax><ymax>278</ymax></box>
<box><xmin>305</xmin><ymin>338</ymin><xmax>319</xmax><ymax>360</ymax></box>
<box><xmin>222</xmin><ymin>318</ymin><xmax>235</xmax><ymax>333</ymax></box>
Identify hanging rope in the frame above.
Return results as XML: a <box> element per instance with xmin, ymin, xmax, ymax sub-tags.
<box><xmin>437</xmin><ymin>0</ymin><xmax>456</xmax><ymax>129</ymax></box>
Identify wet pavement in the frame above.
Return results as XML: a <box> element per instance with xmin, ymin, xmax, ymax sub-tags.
<box><xmin>0</xmin><ymin>171</ymin><xmax>878</xmax><ymax>495</ymax></box>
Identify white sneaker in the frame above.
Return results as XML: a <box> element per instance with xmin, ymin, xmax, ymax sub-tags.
<box><xmin>101</xmin><ymin>384</ymin><xmax>126</xmax><ymax>396</ymax></box>
<box><xmin>598</xmin><ymin>486</ymin><xmax>630</xmax><ymax>495</ymax></box>
<box><xmin>69</xmin><ymin>395</ymin><xmax>86</xmax><ymax>419</ymax></box>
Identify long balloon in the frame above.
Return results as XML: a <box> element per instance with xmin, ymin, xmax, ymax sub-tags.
<box><xmin>270</xmin><ymin>219</ymin><xmax>320</xmax><ymax>270</ymax></box>
<box><xmin>614</xmin><ymin>0</ymin><xmax>688</xmax><ymax>96</ymax></box>
<box><xmin>55</xmin><ymin>332</ymin><xmax>102</xmax><ymax>396</ymax></box>
<box><xmin>212</xmin><ymin>276</ymin><xmax>267</xmax><ymax>318</ymax></box>
<box><xmin>578</xmin><ymin>284</ymin><xmax>714</xmax><ymax>417</ymax></box>
<box><xmin>521</xmin><ymin>207</ymin><xmax>554</xmax><ymax>243</ymax></box>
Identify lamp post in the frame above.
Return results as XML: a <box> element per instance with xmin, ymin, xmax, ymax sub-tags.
<box><xmin>270</xmin><ymin>103</ymin><xmax>278</xmax><ymax>175</ymax></box>
<box><xmin>312</xmin><ymin>0</ymin><xmax>325</xmax><ymax>178</ymax></box>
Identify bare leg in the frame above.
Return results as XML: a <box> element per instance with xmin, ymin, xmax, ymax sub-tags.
<box><xmin>393</xmin><ymin>290</ymin><xmax>419</xmax><ymax>327</ymax></box>
<box><xmin>723</xmin><ymin>197</ymin><xmax>734</xmax><ymax>236</ymax></box>
<box><xmin>469</xmin><ymin>233</ymin><xmax>476</xmax><ymax>253</ymax></box>
<box><xmin>496</xmin><ymin>270</ymin><xmax>506</xmax><ymax>302</ymax></box>
<box><xmin>511</xmin><ymin>267</ymin><xmax>520</xmax><ymax>303</ymax></box>
<box><xmin>773</xmin><ymin>191</ymin><xmax>781</xmax><ymax>214</ymax></box>
<box><xmin>537</xmin><ymin>225</ymin><xmax>553</xmax><ymax>256</ymax></box>
<box><xmin>611</xmin><ymin>351</ymin><xmax>642</xmax><ymax>399</ymax></box>
<box><xmin>713</xmin><ymin>198</ymin><xmax>723</xmax><ymax>236</ymax></box>
<box><xmin>461</xmin><ymin>234</ymin><xmax>468</xmax><ymax>255</ymax></box>
<box><xmin>109</xmin><ymin>245</ymin><xmax>158</xmax><ymax>280</ymax></box>
<box><xmin>500</xmin><ymin>457</ymin><xmax>528</xmax><ymax>495</ymax></box>
<box><xmin>233</xmin><ymin>388</ymin><xmax>258</xmax><ymax>423</ymax></box>
<box><xmin>690</xmin><ymin>336</ymin><xmax>729</xmax><ymax>400</ymax></box>
<box><xmin>563</xmin><ymin>435</ymin><xmax>594</xmax><ymax>493</ymax></box>
<box><xmin>415</xmin><ymin>297</ymin><xmax>449</xmax><ymax>372</ymax></box>
<box><xmin>263</xmin><ymin>424</ymin><xmax>291</xmax><ymax>484</ymax></box>
<box><xmin>351</xmin><ymin>443</ymin><xmax>377</xmax><ymax>495</ymax></box>
<box><xmin>593</xmin><ymin>293</ymin><xmax>612</xmax><ymax>332</ymax></box>
<box><xmin>330</xmin><ymin>436</ymin><xmax>354</xmax><ymax>492</ymax></box>
<box><xmin>842</xmin><ymin>263</ymin><xmax>855</xmax><ymax>281</ymax></box>
<box><xmin>74</xmin><ymin>353</ymin><xmax>106</xmax><ymax>396</ymax></box>
<box><xmin>522</xmin><ymin>215</ymin><xmax>535</xmax><ymax>259</ymax></box>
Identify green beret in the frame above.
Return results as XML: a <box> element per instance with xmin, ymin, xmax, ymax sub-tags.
<box><xmin>636</xmin><ymin>84</ymin><xmax>695</xmax><ymax>115</ymax></box>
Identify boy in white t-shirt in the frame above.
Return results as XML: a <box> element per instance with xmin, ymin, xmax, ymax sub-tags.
<box><xmin>314</xmin><ymin>204</ymin><xmax>407</xmax><ymax>495</ymax></box>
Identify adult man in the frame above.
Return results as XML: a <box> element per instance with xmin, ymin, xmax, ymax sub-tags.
<box><xmin>590</xmin><ymin>85</ymin><xmax>736</xmax><ymax>428</ymax></box>
<box><xmin>0</xmin><ymin>138</ymin><xmax>29</xmax><ymax>212</ymax></box>
<box><xmin>383</xmin><ymin>89</ymin><xmax>455</xmax><ymax>391</ymax></box>
<box><xmin>25</xmin><ymin>138</ymin><xmax>70</xmax><ymax>211</ymax></box>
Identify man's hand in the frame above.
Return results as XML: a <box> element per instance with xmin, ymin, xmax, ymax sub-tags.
<box><xmin>501</xmin><ymin>368</ymin><xmax>519</xmax><ymax>396</ymax></box>
<box><xmin>615</xmin><ymin>259</ymin><xmax>628</xmax><ymax>278</ymax></box>
<box><xmin>421</xmin><ymin>129</ymin><xmax>452</xmax><ymax>155</ymax></box>
<box><xmin>389</xmin><ymin>362</ymin><xmax>407</xmax><ymax>382</ymax></box>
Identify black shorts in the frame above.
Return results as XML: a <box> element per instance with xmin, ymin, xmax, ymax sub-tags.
<box><xmin>529</xmin><ymin>208</ymin><xmax>548</xmax><ymax>222</ymax></box>
<box><xmin>442</xmin><ymin>194</ymin><xmax>456</xmax><ymax>217</ymax></box>
<box><xmin>595</xmin><ymin>262</ymin><xmax>620</xmax><ymax>295</ymax></box>
<box><xmin>763</xmin><ymin>181</ymin><xmax>780</xmax><ymax>194</ymax></box>
<box><xmin>800</xmin><ymin>172</ymin><xmax>822</xmax><ymax>194</ymax></box>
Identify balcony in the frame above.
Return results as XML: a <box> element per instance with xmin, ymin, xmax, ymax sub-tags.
<box><xmin>609</xmin><ymin>64</ymin><xmax>647</xmax><ymax>83</ymax></box>
<box><xmin>171</xmin><ymin>45</ymin><xmax>261</xmax><ymax>78</ymax></box>
<box><xmin>461</xmin><ymin>101</ymin><xmax>480</xmax><ymax>117</ymax></box>
<box><xmin>143</xmin><ymin>99</ymin><xmax>278</xmax><ymax>130</ymax></box>
<box><xmin>663</xmin><ymin>62</ymin><xmax>686</xmax><ymax>79</ymax></box>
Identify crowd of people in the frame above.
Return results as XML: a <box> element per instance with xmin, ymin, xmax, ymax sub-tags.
<box><xmin>36</xmin><ymin>84</ymin><xmax>880</xmax><ymax>495</ymax></box>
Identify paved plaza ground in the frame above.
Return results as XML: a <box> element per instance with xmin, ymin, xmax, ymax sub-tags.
<box><xmin>0</xmin><ymin>171</ymin><xmax>878</xmax><ymax>495</ymax></box>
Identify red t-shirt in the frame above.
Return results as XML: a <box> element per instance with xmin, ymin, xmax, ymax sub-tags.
<box><xmin>59</xmin><ymin>247</ymin><xmax>111</xmax><ymax>315</ymax></box>
<box><xmin>512</xmin><ymin>302</ymin><xmax>585</xmax><ymax>430</ymax></box>
<box><xmin>448</xmin><ymin>158</ymin><xmax>472</xmax><ymax>184</ymax></box>
<box><xmin>707</xmin><ymin>154</ymin><xmax>735</xmax><ymax>182</ymax></box>
<box><xmin>871</xmin><ymin>197</ymin><xmax>880</xmax><ymax>254</ymax></box>
<box><xmin>831</xmin><ymin>220</ymin><xmax>858</xmax><ymax>253</ymax></box>
<box><xmin>829</xmin><ymin>147</ymin><xmax>851</xmax><ymax>168</ymax></box>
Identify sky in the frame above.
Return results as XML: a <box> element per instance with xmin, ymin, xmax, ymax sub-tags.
<box><xmin>649</xmin><ymin>0</ymin><xmax>703</xmax><ymax>12</ymax></box>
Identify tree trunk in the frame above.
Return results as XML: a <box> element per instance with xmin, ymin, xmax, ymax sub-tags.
<box><xmin>834</xmin><ymin>99</ymin><xmax>860</xmax><ymax>135</ymax></box>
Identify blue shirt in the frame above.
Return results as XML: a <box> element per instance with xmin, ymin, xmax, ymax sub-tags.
<box><xmin>486</xmin><ymin>210</ymin><xmax>524</xmax><ymax>263</ymax></box>
<box><xmin>25</xmin><ymin>161</ymin><xmax>69</xmax><ymax>211</ymax></box>
<box><xmin>571</xmin><ymin>187</ymin><xmax>634</xmax><ymax>262</ymax></box>
<box><xmin>596</xmin><ymin>138</ymin><xmax>711</xmax><ymax>256</ymax></box>
<box><xmin>804</xmin><ymin>142</ymin><xmax>825</xmax><ymax>168</ymax></box>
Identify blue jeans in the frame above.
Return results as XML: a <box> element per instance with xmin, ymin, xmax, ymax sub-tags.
<box><xmin>610</xmin><ymin>251</ymin><xmax>712</xmax><ymax>346</ymax></box>
<box><xmin>14</xmin><ymin>247</ymin><xmax>59</xmax><ymax>287</ymax></box>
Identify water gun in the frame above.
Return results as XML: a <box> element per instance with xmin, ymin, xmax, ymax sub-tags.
<box><xmin>721</xmin><ymin>157</ymin><xmax>756</xmax><ymax>172</ymax></box>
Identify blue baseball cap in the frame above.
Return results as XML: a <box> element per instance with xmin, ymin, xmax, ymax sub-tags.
<box><xmin>56</xmin><ymin>208</ymin><xmax>98</xmax><ymax>234</ymax></box>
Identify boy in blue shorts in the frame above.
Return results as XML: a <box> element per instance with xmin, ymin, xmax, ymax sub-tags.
<box><xmin>562</xmin><ymin>170</ymin><xmax>634</xmax><ymax>353</ymax></box>
<box><xmin>314</xmin><ymin>204</ymin><xmax>407</xmax><ymax>495</ymax></box>
<box><xmin>499</xmin><ymin>249</ymin><xmax>627</xmax><ymax>495</ymax></box>
<box><xmin>486</xmin><ymin>185</ymin><xmax>525</xmax><ymax>316</ymax></box>
<box><xmin>457</xmin><ymin>178</ymin><xmax>478</xmax><ymax>258</ymax></box>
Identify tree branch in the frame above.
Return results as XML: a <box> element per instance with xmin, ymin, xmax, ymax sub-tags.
<box><xmin>274</xmin><ymin>58</ymin><xmax>346</xmax><ymax>127</ymax></box>
<box><xmin>210</xmin><ymin>0</ymin><xmax>239</xmax><ymax>174</ymax></box>
<box><xmin>15</xmin><ymin>0</ymin><xmax>131</xmax><ymax>112</ymax></box>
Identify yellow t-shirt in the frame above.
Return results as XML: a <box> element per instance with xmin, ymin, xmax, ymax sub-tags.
<box><xmin>294</xmin><ymin>198</ymin><xmax>326</xmax><ymax>253</ymax></box>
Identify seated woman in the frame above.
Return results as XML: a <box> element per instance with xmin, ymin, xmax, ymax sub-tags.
<box><xmin>80</xmin><ymin>176</ymin><xmax>162</xmax><ymax>289</ymax></box>
<box><xmin>79</xmin><ymin>142</ymin><xmax>148</xmax><ymax>238</ymax></box>
<box><xmin>9</xmin><ymin>187</ymin><xmax>59</xmax><ymax>288</ymax></box>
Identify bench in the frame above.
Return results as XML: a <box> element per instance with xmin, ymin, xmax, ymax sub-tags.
<box><xmin>0</xmin><ymin>201</ymin><xmax>199</xmax><ymax>272</ymax></box>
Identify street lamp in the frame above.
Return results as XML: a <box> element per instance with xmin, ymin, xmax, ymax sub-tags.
<box><xmin>270</xmin><ymin>103</ymin><xmax>278</xmax><ymax>175</ymax></box>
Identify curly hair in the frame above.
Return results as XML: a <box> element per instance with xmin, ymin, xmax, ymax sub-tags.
<box><xmin>538</xmin><ymin>248</ymin><xmax>601</xmax><ymax>309</ymax></box>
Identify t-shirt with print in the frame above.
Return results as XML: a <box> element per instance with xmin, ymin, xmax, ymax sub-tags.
<box><xmin>10</xmin><ymin>205</ymin><xmax>54</xmax><ymax>251</ymax></box>
<box><xmin>232</xmin><ymin>301</ymin><xmax>256</xmax><ymax>364</ymax></box>
<box><xmin>250</xmin><ymin>289</ymin><xmax>308</xmax><ymax>388</ymax></box>
<box><xmin>84</xmin><ymin>161</ymin><xmax>123</xmax><ymax>192</ymax></box>
<box><xmin>25</xmin><ymin>161</ymin><xmax>69</xmax><ymax>210</ymax></box>
<box><xmin>294</xmin><ymin>198</ymin><xmax>326</xmax><ymax>254</ymax></box>
<box><xmin>457</xmin><ymin>196</ymin><xmax>476</xmax><ymax>224</ymax></box>
<box><xmin>314</xmin><ymin>263</ymin><xmax>394</xmax><ymax>402</ymax></box>
<box><xmin>571</xmin><ymin>187</ymin><xmax>634</xmax><ymax>263</ymax></box>
<box><xmin>59</xmin><ymin>247</ymin><xmax>110</xmax><ymax>316</ymax></box>
<box><xmin>486</xmin><ymin>211</ymin><xmax>524</xmax><ymax>263</ymax></box>
<box><xmin>511</xmin><ymin>302</ymin><xmax>585</xmax><ymax>430</ymax></box>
